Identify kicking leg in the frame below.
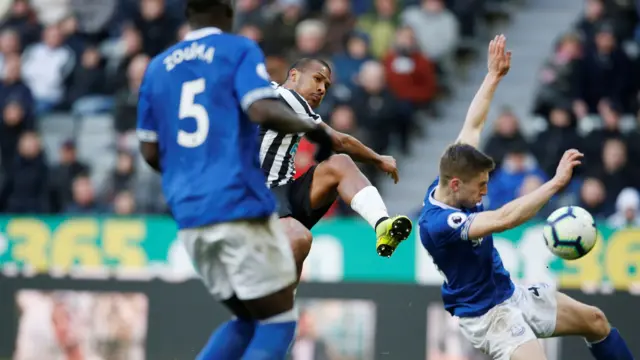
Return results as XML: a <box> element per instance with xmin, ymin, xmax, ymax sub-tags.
<box><xmin>310</xmin><ymin>154</ymin><xmax>412</xmax><ymax>256</ymax></box>
<box><xmin>553</xmin><ymin>292</ymin><xmax>633</xmax><ymax>360</ymax></box>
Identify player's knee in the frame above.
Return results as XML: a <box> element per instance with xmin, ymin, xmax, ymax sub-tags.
<box><xmin>325</xmin><ymin>154</ymin><xmax>358</xmax><ymax>176</ymax></box>
<box><xmin>584</xmin><ymin>306</ymin><xmax>610</xmax><ymax>339</ymax></box>
<box><xmin>283</xmin><ymin>220</ymin><xmax>313</xmax><ymax>264</ymax></box>
<box><xmin>289</xmin><ymin>228</ymin><xmax>313</xmax><ymax>264</ymax></box>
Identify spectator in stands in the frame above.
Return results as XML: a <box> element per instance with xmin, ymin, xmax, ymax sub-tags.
<box><xmin>101</xmin><ymin>149</ymin><xmax>137</xmax><ymax>203</ymax></box>
<box><xmin>578</xmin><ymin>177</ymin><xmax>608</xmax><ymax>218</ymax></box>
<box><xmin>575</xmin><ymin>0</ymin><xmax>607</xmax><ymax>50</ymax></box>
<box><xmin>0</xmin><ymin>131</ymin><xmax>48</xmax><ymax>213</ymax></box>
<box><xmin>589</xmin><ymin>138</ymin><xmax>635</xmax><ymax>213</ymax></box>
<box><xmin>113</xmin><ymin>190</ymin><xmax>136</xmax><ymax>215</ymax></box>
<box><xmin>69</xmin><ymin>0</ymin><xmax>117</xmax><ymax>44</ymax></box>
<box><xmin>262</xmin><ymin>0</ymin><xmax>304</xmax><ymax>55</ymax></box>
<box><xmin>29</xmin><ymin>0</ymin><xmax>71</xmax><ymax>26</ymax></box>
<box><xmin>21</xmin><ymin>23</ymin><xmax>75</xmax><ymax>115</ymax></box>
<box><xmin>607</xmin><ymin>187</ymin><xmax>640</xmax><ymax>228</ymax></box>
<box><xmin>532</xmin><ymin>106</ymin><xmax>582</xmax><ymax>178</ymax></box>
<box><xmin>573</xmin><ymin>23</ymin><xmax>631</xmax><ymax>117</ymax></box>
<box><xmin>0</xmin><ymin>99</ymin><xmax>33</xmax><ymax>172</ymax></box>
<box><xmin>58</xmin><ymin>15</ymin><xmax>84</xmax><ymax>60</ymax></box>
<box><xmin>330</xmin><ymin>104</ymin><xmax>358</xmax><ymax>135</ymax></box>
<box><xmin>401</xmin><ymin>0</ymin><xmax>459</xmax><ymax>78</ymax></box>
<box><xmin>101</xmin><ymin>25</ymin><xmax>143</xmax><ymax>92</ymax></box>
<box><xmin>48</xmin><ymin>140</ymin><xmax>90</xmax><ymax>214</ymax></box>
<box><xmin>291</xmin><ymin>19</ymin><xmax>328</xmax><ymax>60</ymax></box>
<box><xmin>357</xmin><ymin>0</ymin><xmax>399</xmax><ymax>59</ymax></box>
<box><xmin>0</xmin><ymin>28</ymin><xmax>21</xmax><ymax>73</ymax></box>
<box><xmin>487</xmin><ymin>143</ymin><xmax>547</xmax><ymax>210</ymax></box>
<box><xmin>68</xmin><ymin>46</ymin><xmax>112</xmax><ymax>116</ymax></box>
<box><xmin>383</xmin><ymin>26</ymin><xmax>438</xmax><ymax>112</ymax></box>
<box><xmin>237</xmin><ymin>23</ymin><xmax>264</xmax><ymax>46</ymax></box>
<box><xmin>332</xmin><ymin>31</ymin><xmax>372</xmax><ymax>89</ymax></box>
<box><xmin>581</xmin><ymin>100</ymin><xmax>625</xmax><ymax>168</ymax></box>
<box><xmin>322</xmin><ymin>0</ymin><xmax>356</xmax><ymax>54</ymax></box>
<box><xmin>533</xmin><ymin>32</ymin><xmax>583</xmax><ymax>118</ymax></box>
<box><xmin>351</xmin><ymin>60</ymin><xmax>406</xmax><ymax>181</ymax></box>
<box><xmin>483</xmin><ymin>107</ymin><xmax>528</xmax><ymax>169</ymax></box>
<box><xmin>113</xmin><ymin>54</ymin><xmax>149</xmax><ymax>136</ymax></box>
<box><xmin>0</xmin><ymin>0</ymin><xmax>42</xmax><ymax>47</ymax></box>
<box><xmin>65</xmin><ymin>174</ymin><xmax>106</xmax><ymax>214</ymax></box>
<box><xmin>235</xmin><ymin>0</ymin><xmax>266</xmax><ymax>30</ymax></box>
<box><xmin>518</xmin><ymin>174</ymin><xmax>552</xmax><ymax>219</ymax></box>
<box><xmin>0</xmin><ymin>53</ymin><xmax>34</xmax><ymax>120</ymax></box>
<box><xmin>133</xmin><ymin>0</ymin><xmax>179</xmax><ymax>57</ymax></box>
<box><xmin>266</xmin><ymin>53</ymin><xmax>289</xmax><ymax>84</ymax></box>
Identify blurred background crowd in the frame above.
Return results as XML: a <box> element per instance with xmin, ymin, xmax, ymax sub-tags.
<box><xmin>0</xmin><ymin>0</ymin><xmax>638</xmax><ymax>229</ymax></box>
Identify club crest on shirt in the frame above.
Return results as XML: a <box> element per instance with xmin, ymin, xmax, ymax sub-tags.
<box><xmin>447</xmin><ymin>212</ymin><xmax>467</xmax><ymax>229</ymax></box>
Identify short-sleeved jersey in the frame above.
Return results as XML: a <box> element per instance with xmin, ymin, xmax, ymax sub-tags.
<box><xmin>137</xmin><ymin>27</ymin><xmax>279</xmax><ymax>229</ymax></box>
<box><xmin>418</xmin><ymin>178</ymin><xmax>515</xmax><ymax>317</ymax></box>
<box><xmin>258</xmin><ymin>82</ymin><xmax>323</xmax><ymax>188</ymax></box>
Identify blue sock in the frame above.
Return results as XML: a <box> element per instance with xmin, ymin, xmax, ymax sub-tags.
<box><xmin>242</xmin><ymin>310</ymin><xmax>297</xmax><ymax>360</ymax></box>
<box><xmin>197</xmin><ymin>318</ymin><xmax>256</xmax><ymax>360</ymax></box>
<box><xmin>588</xmin><ymin>328</ymin><xmax>634</xmax><ymax>360</ymax></box>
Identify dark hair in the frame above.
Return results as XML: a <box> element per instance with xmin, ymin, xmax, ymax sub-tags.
<box><xmin>439</xmin><ymin>143</ymin><xmax>495</xmax><ymax>182</ymax></box>
<box><xmin>285</xmin><ymin>57</ymin><xmax>332</xmax><ymax>80</ymax></box>
<box><xmin>185</xmin><ymin>0</ymin><xmax>233</xmax><ymax>19</ymax></box>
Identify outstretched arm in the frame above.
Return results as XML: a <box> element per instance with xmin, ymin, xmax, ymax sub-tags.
<box><xmin>318</xmin><ymin>122</ymin><xmax>400</xmax><ymax>183</ymax></box>
<box><xmin>320</xmin><ymin>122</ymin><xmax>380</xmax><ymax>163</ymax></box>
<box><xmin>466</xmin><ymin>149</ymin><xmax>583</xmax><ymax>240</ymax></box>
<box><xmin>456</xmin><ymin>34</ymin><xmax>511</xmax><ymax>148</ymax></box>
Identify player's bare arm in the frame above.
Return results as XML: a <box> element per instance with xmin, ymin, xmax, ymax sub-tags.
<box><xmin>456</xmin><ymin>34</ymin><xmax>511</xmax><ymax>148</ymax></box>
<box><xmin>140</xmin><ymin>142</ymin><xmax>160</xmax><ymax>172</ymax></box>
<box><xmin>467</xmin><ymin>149</ymin><xmax>583</xmax><ymax>240</ymax></box>
<box><xmin>249</xmin><ymin>99</ymin><xmax>326</xmax><ymax>135</ymax></box>
<box><xmin>318</xmin><ymin>122</ymin><xmax>400</xmax><ymax>183</ymax></box>
<box><xmin>138</xmin><ymin>98</ymin><xmax>332</xmax><ymax>174</ymax></box>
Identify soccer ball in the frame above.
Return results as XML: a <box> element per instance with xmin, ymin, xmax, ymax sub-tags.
<box><xmin>543</xmin><ymin>206</ymin><xmax>597</xmax><ymax>260</ymax></box>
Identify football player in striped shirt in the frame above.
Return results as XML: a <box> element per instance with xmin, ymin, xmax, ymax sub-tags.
<box><xmin>259</xmin><ymin>57</ymin><xmax>413</xmax><ymax>280</ymax></box>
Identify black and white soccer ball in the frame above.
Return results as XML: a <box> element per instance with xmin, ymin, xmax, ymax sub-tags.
<box><xmin>543</xmin><ymin>206</ymin><xmax>597</xmax><ymax>260</ymax></box>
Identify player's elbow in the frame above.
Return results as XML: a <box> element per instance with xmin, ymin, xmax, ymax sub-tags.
<box><xmin>140</xmin><ymin>141</ymin><xmax>160</xmax><ymax>172</ymax></box>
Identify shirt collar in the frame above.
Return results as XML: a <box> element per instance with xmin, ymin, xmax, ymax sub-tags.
<box><xmin>184</xmin><ymin>27</ymin><xmax>222</xmax><ymax>41</ymax></box>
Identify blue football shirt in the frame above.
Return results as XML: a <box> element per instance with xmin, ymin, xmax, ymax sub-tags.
<box><xmin>136</xmin><ymin>27</ymin><xmax>279</xmax><ymax>229</ymax></box>
<box><xmin>418</xmin><ymin>178</ymin><xmax>515</xmax><ymax>317</ymax></box>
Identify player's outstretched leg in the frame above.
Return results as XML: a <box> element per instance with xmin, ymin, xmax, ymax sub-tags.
<box><xmin>553</xmin><ymin>292</ymin><xmax>634</xmax><ymax>360</ymax></box>
<box><xmin>311</xmin><ymin>154</ymin><xmax>413</xmax><ymax>257</ymax></box>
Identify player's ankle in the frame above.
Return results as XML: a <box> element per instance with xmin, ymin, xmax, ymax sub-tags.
<box><xmin>375</xmin><ymin>216</ymin><xmax>389</xmax><ymax>231</ymax></box>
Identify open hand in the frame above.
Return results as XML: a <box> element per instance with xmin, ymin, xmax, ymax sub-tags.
<box><xmin>488</xmin><ymin>34</ymin><xmax>511</xmax><ymax>78</ymax></box>
<box><xmin>377</xmin><ymin>155</ymin><xmax>399</xmax><ymax>184</ymax></box>
<box><xmin>553</xmin><ymin>149</ymin><xmax>584</xmax><ymax>188</ymax></box>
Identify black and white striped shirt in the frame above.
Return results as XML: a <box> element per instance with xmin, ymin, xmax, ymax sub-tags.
<box><xmin>259</xmin><ymin>82</ymin><xmax>323</xmax><ymax>188</ymax></box>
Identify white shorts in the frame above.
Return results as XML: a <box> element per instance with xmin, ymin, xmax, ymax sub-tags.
<box><xmin>458</xmin><ymin>283</ymin><xmax>558</xmax><ymax>360</ymax></box>
<box><xmin>179</xmin><ymin>215</ymin><xmax>297</xmax><ymax>301</ymax></box>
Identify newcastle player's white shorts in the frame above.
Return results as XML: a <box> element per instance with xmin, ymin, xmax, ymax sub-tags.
<box><xmin>458</xmin><ymin>283</ymin><xmax>558</xmax><ymax>360</ymax></box>
<box><xmin>179</xmin><ymin>214</ymin><xmax>297</xmax><ymax>301</ymax></box>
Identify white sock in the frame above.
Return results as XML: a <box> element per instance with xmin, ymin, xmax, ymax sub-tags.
<box><xmin>350</xmin><ymin>186</ymin><xmax>389</xmax><ymax>230</ymax></box>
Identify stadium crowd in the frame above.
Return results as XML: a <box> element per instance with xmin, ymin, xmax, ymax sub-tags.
<box><xmin>1</xmin><ymin>0</ymin><xmax>637</xmax><ymax>228</ymax></box>
<box><xmin>0</xmin><ymin>0</ymin><xmax>496</xmax><ymax>217</ymax></box>
<box><xmin>484</xmin><ymin>0</ymin><xmax>640</xmax><ymax>227</ymax></box>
